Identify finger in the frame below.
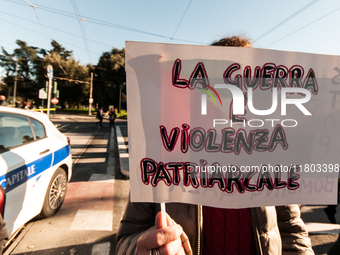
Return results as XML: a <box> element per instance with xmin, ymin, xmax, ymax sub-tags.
<box><xmin>154</xmin><ymin>225</ymin><xmax>183</xmax><ymax>247</ymax></box>
<box><xmin>155</xmin><ymin>211</ymin><xmax>174</xmax><ymax>229</ymax></box>
<box><xmin>159</xmin><ymin>238</ymin><xmax>184</xmax><ymax>255</ymax></box>
<box><xmin>175</xmin><ymin>246</ymin><xmax>186</xmax><ymax>255</ymax></box>
<box><xmin>138</xmin><ymin>224</ymin><xmax>183</xmax><ymax>251</ymax></box>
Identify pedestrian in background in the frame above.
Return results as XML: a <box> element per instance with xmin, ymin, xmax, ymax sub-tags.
<box><xmin>24</xmin><ymin>101</ymin><xmax>30</xmax><ymax>110</ymax></box>
<box><xmin>0</xmin><ymin>96</ymin><xmax>7</xmax><ymax>106</ymax></box>
<box><xmin>109</xmin><ymin>108</ymin><xmax>117</xmax><ymax>127</ymax></box>
<box><xmin>96</xmin><ymin>107</ymin><xmax>104</xmax><ymax>127</ymax></box>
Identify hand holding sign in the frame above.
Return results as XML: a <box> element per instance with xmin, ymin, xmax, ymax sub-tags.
<box><xmin>136</xmin><ymin>212</ymin><xmax>185</xmax><ymax>255</ymax></box>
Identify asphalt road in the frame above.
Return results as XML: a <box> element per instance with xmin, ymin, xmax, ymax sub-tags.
<box><xmin>4</xmin><ymin>114</ymin><xmax>130</xmax><ymax>255</ymax></box>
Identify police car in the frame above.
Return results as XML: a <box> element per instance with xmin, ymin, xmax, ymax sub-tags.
<box><xmin>0</xmin><ymin>107</ymin><xmax>72</xmax><ymax>238</ymax></box>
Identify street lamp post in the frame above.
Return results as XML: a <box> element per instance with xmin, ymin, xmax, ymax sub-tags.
<box><xmin>119</xmin><ymin>83</ymin><xmax>122</xmax><ymax>114</ymax></box>
<box><xmin>88</xmin><ymin>72</ymin><xmax>93</xmax><ymax>115</ymax></box>
<box><xmin>46</xmin><ymin>65</ymin><xmax>53</xmax><ymax>118</ymax></box>
<box><xmin>13</xmin><ymin>60</ymin><xmax>18</xmax><ymax>107</ymax></box>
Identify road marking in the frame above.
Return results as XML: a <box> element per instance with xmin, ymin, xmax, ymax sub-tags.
<box><xmin>82</xmin><ymin>158</ymin><xmax>106</xmax><ymax>163</ymax></box>
<box><xmin>91</xmin><ymin>242</ymin><xmax>111</xmax><ymax>255</ymax></box>
<box><xmin>56</xmin><ymin>123</ymin><xmax>69</xmax><ymax>128</ymax></box>
<box><xmin>63</xmin><ymin>182</ymin><xmax>114</xmax><ymax>211</ymax></box>
<box><xmin>70</xmin><ymin>210</ymin><xmax>113</xmax><ymax>231</ymax></box>
<box><xmin>66</xmin><ymin>123</ymin><xmax>115</xmax><ymax>233</ymax></box>
<box><xmin>305</xmin><ymin>222</ymin><xmax>340</xmax><ymax>234</ymax></box>
<box><xmin>116</xmin><ymin>126</ymin><xmax>129</xmax><ymax>176</ymax></box>
<box><xmin>72</xmin><ymin>129</ymin><xmax>99</xmax><ymax>164</ymax></box>
<box><xmin>66</xmin><ymin>125</ymin><xmax>80</xmax><ymax>133</ymax></box>
<box><xmin>89</xmin><ymin>174</ymin><xmax>114</xmax><ymax>183</ymax></box>
<box><xmin>116</xmin><ymin>126</ymin><xmax>127</xmax><ymax>149</ymax></box>
<box><xmin>119</xmin><ymin>153</ymin><xmax>129</xmax><ymax>158</ymax></box>
<box><xmin>106</xmin><ymin>127</ymin><xmax>116</xmax><ymax>176</ymax></box>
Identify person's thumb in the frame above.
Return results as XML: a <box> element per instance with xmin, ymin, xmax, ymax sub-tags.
<box><xmin>155</xmin><ymin>211</ymin><xmax>173</xmax><ymax>229</ymax></box>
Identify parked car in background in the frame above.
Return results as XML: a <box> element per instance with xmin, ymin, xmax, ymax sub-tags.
<box><xmin>0</xmin><ymin>107</ymin><xmax>72</xmax><ymax>238</ymax></box>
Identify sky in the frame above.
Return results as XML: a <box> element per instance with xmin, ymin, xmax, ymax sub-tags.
<box><xmin>1</xmin><ymin>0</ymin><xmax>340</xmax><ymax>71</ymax></box>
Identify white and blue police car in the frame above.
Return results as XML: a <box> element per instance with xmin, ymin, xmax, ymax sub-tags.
<box><xmin>0</xmin><ymin>106</ymin><xmax>72</xmax><ymax>238</ymax></box>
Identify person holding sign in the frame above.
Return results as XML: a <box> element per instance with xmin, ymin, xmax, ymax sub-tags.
<box><xmin>116</xmin><ymin>36</ymin><xmax>314</xmax><ymax>255</ymax></box>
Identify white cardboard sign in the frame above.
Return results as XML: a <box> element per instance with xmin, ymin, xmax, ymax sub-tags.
<box><xmin>126</xmin><ymin>41</ymin><xmax>340</xmax><ymax>208</ymax></box>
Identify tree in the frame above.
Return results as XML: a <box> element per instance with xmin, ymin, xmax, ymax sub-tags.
<box><xmin>50</xmin><ymin>40</ymin><xmax>72</xmax><ymax>60</ymax></box>
<box><xmin>95</xmin><ymin>48</ymin><xmax>126</xmax><ymax>111</ymax></box>
<box><xmin>0</xmin><ymin>39</ymin><xmax>92</xmax><ymax>108</ymax></box>
<box><xmin>36</xmin><ymin>41</ymin><xmax>89</xmax><ymax>108</ymax></box>
<box><xmin>0</xmin><ymin>40</ymin><xmax>41</xmax><ymax>104</ymax></box>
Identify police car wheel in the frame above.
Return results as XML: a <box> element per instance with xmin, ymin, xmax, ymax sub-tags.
<box><xmin>39</xmin><ymin>168</ymin><xmax>67</xmax><ymax>218</ymax></box>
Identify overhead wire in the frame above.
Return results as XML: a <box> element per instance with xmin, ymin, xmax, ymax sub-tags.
<box><xmin>0</xmin><ymin>39</ymin><xmax>13</xmax><ymax>48</ymax></box>
<box><xmin>0</xmin><ymin>18</ymin><xmax>100</xmax><ymax>57</ymax></box>
<box><xmin>254</xmin><ymin>0</ymin><xmax>320</xmax><ymax>42</ymax></box>
<box><xmin>0</xmin><ymin>10</ymin><xmax>112</xmax><ymax>48</ymax></box>
<box><xmin>4</xmin><ymin>0</ymin><xmax>340</xmax><ymax>56</ymax></box>
<box><xmin>24</xmin><ymin>0</ymin><xmax>49</xmax><ymax>44</ymax></box>
<box><xmin>6</xmin><ymin>0</ymin><xmax>206</xmax><ymax>45</ymax></box>
<box><xmin>70</xmin><ymin>0</ymin><xmax>92</xmax><ymax>63</ymax></box>
<box><xmin>169</xmin><ymin>0</ymin><xmax>193</xmax><ymax>43</ymax></box>
<box><xmin>265</xmin><ymin>6</ymin><xmax>340</xmax><ymax>47</ymax></box>
<box><xmin>23</xmin><ymin>0</ymin><xmax>69</xmax><ymax>74</ymax></box>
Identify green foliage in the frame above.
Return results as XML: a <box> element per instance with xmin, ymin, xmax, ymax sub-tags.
<box><xmin>0</xmin><ymin>40</ymin><xmax>126</xmax><ymax>111</ymax></box>
<box><xmin>117</xmin><ymin>109</ymin><xmax>127</xmax><ymax>119</ymax></box>
<box><xmin>40</xmin><ymin>53</ymin><xmax>89</xmax><ymax>108</ymax></box>
<box><xmin>94</xmin><ymin>47</ymin><xmax>126</xmax><ymax>111</ymax></box>
<box><xmin>0</xmin><ymin>40</ymin><xmax>41</xmax><ymax>101</ymax></box>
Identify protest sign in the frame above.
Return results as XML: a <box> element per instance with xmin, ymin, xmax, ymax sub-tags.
<box><xmin>126</xmin><ymin>41</ymin><xmax>340</xmax><ymax>208</ymax></box>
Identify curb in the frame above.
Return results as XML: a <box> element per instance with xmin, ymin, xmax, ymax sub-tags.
<box><xmin>116</xmin><ymin>126</ymin><xmax>129</xmax><ymax>177</ymax></box>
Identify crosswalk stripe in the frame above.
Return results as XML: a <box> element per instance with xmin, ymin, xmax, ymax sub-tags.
<box><xmin>116</xmin><ymin>126</ymin><xmax>129</xmax><ymax>176</ymax></box>
<box><xmin>70</xmin><ymin>210</ymin><xmax>113</xmax><ymax>231</ymax></box>
<box><xmin>91</xmin><ymin>242</ymin><xmax>111</xmax><ymax>255</ymax></box>
<box><xmin>107</xmin><ymin>126</ymin><xmax>116</xmax><ymax>175</ymax></box>
<box><xmin>305</xmin><ymin>222</ymin><xmax>340</xmax><ymax>234</ymax></box>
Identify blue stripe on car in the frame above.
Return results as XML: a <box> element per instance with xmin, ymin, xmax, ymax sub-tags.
<box><xmin>53</xmin><ymin>145</ymin><xmax>70</xmax><ymax>166</ymax></box>
<box><xmin>0</xmin><ymin>145</ymin><xmax>70</xmax><ymax>192</ymax></box>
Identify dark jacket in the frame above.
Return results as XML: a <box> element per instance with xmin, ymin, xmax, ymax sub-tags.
<box><xmin>116</xmin><ymin>201</ymin><xmax>314</xmax><ymax>255</ymax></box>
<box><xmin>96</xmin><ymin>109</ymin><xmax>103</xmax><ymax>119</ymax></box>
<box><xmin>109</xmin><ymin>111</ymin><xmax>117</xmax><ymax>121</ymax></box>
<box><xmin>0</xmin><ymin>215</ymin><xmax>8</xmax><ymax>254</ymax></box>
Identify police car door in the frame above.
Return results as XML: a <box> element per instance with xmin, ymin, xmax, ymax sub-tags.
<box><xmin>0</xmin><ymin>112</ymin><xmax>52</xmax><ymax>236</ymax></box>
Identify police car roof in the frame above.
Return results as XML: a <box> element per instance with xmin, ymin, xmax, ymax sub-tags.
<box><xmin>0</xmin><ymin>107</ymin><xmax>50</xmax><ymax>122</ymax></box>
